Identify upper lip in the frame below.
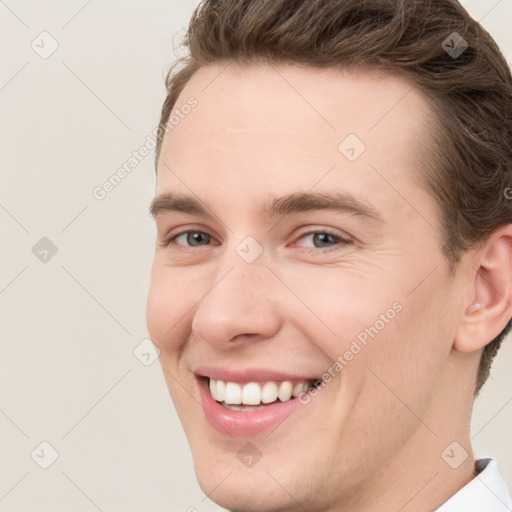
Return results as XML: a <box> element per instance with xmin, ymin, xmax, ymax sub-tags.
<box><xmin>194</xmin><ymin>366</ymin><xmax>319</xmax><ymax>384</ymax></box>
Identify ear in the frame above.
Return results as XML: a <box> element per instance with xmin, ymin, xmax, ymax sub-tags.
<box><xmin>454</xmin><ymin>225</ymin><xmax>512</xmax><ymax>353</ymax></box>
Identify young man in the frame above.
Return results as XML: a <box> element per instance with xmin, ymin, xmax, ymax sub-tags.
<box><xmin>146</xmin><ymin>0</ymin><xmax>512</xmax><ymax>510</ymax></box>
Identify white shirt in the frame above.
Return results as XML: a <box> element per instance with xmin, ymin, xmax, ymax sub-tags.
<box><xmin>436</xmin><ymin>459</ymin><xmax>512</xmax><ymax>511</ymax></box>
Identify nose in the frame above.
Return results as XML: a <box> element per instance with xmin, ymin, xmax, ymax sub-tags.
<box><xmin>191</xmin><ymin>258</ymin><xmax>282</xmax><ymax>348</ymax></box>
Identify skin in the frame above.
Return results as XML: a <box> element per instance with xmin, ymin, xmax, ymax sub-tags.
<box><xmin>146</xmin><ymin>64</ymin><xmax>512</xmax><ymax>512</ymax></box>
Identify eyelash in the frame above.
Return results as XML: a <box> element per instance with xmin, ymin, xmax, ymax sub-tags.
<box><xmin>161</xmin><ymin>228</ymin><xmax>351</xmax><ymax>252</ymax></box>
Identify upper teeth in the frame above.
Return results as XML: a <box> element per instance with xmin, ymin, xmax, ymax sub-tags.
<box><xmin>209</xmin><ymin>379</ymin><xmax>311</xmax><ymax>405</ymax></box>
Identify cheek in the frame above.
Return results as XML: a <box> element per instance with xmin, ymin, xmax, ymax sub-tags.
<box><xmin>279</xmin><ymin>266</ymin><xmax>403</xmax><ymax>361</ymax></box>
<box><xmin>355</xmin><ymin>275</ymin><xmax>455</xmax><ymax>415</ymax></box>
<box><xmin>292</xmin><ymin>264</ymin><xmax>453</xmax><ymax>409</ymax></box>
<box><xmin>146</xmin><ymin>266</ymin><xmax>193</xmax><ymax>353</ymax></box>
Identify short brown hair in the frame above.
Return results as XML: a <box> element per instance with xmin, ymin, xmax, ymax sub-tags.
<box><xmin>155</xmin><ymin>0</ymin><xmax>512</xmax><ymax>395</ymax></box>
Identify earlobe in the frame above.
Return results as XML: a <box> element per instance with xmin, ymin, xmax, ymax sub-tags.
<box><xmin>454</xmin><ymin>226</ymin><xmax>512</xmax><ymax>353</ymax></box>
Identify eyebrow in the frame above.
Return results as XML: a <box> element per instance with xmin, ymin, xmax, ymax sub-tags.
<box><xmin>149</xmin><ymin>191</ymin><xmax>384</xmax><ymax>223</ymax></box>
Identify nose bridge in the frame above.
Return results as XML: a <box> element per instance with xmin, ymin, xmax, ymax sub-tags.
<box><xmin>191</xmin><ymin>245</ymin><xmax>281</xmax><ymax>345</ymax></box>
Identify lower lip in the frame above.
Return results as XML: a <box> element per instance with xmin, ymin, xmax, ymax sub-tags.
<box><xmin>197</xmin><ymin>378</ymin><xmax>305</xmax><ymax>437</ymax></box>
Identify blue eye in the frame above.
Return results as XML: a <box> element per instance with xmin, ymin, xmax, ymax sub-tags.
<box><xmin>172</xmin><ymin>231</ymin><xmax>212</xmax><ymax>247</ymax></box>
<box><xmin>164</xmin><ymin>229</ymin><xmax>350</xmax><ymax>251</ymax></box>
<box><xmin>296</xmin><ymin>231</ymin><xmax>346</xmax><ymax>249</ymax></box>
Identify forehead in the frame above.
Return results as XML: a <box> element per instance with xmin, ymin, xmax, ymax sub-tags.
<box><xmin>157</xmin><ymin>63</ymin><xmax>433</xmax><ymax>212</ymax></box>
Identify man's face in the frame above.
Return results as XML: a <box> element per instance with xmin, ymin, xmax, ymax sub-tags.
<box><xmin>147</xmin><ymin>64</ymin><xmax>465</xmax><ymax>511</ymax></box>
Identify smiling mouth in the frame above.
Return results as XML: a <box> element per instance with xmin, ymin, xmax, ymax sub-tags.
<box><xmin>205</xmin><ymin>377</ymin><xmax>322</xmax><ymax>410</ymax></box>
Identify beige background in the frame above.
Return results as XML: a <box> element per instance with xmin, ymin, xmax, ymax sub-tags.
<box><xmin>0</xmin><ymin>1</ymin><xmax>511</xmax><ymax>511</ymax></box>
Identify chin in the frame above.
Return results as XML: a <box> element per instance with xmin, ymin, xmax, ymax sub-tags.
<box><xmin>194</xmin><ymin>466</ymin><xmax>294</xmax><ymax>512</ymax></box>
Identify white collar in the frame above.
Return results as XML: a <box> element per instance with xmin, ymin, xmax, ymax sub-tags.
<box><xmin>436</xmin><ymin>459</ymin><xmax>512</xmax><ymax>511</ymax></box>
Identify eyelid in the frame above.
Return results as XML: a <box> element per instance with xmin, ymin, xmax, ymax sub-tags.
<box><xmin>160</xmin><ymin>225</ymin><xmax>352</xmax><ymax>252</ymax></box>
<box><xmin>159</xmin><ymin>225</ymin><xmax>216</xmax><ymax>247</ymax></box>
<box><xmin>288</xmin><ymin>227</ymin><xmax>352</xmax><ymax>252</ymax></box>
<box><xmin>292</xmin><ymin>226</ymin><xmax>352</xmax><ymax>243</ymax></box>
